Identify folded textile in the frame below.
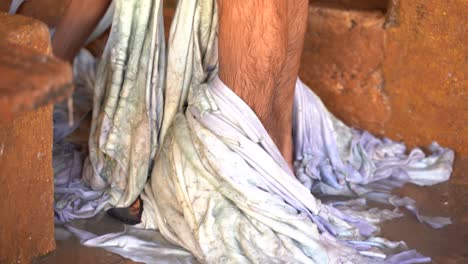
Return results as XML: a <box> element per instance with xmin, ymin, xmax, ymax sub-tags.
<box><xmin>63</xmin><ymin>217</ymin><xmax>197</xmax><ymax>264</ymax></box>
<box><xmin>83</xmin><ymin>0</ymin><xmax>166</xmax><ymax>207</ymax></box>
<box><xmin>49</xmin><ymin>0</ymin><xmax>454</xmax><ymax>263</ymax></box>
<box><xmin>139</xmin><ymin>76</ymin><xmax>435</xmax><ymax>263</ymax></box>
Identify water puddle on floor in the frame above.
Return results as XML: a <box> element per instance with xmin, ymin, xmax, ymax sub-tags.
<box><xmin>34</xmin><ymin>215</ymin><xmax>141</xmax><ymax>264</ymax></box>
<box><xmin>35</xmin><ymin>157</ymin><xmax>467</xmax><ymax>264</ymax></box>
<box><xmin>381</xmin><ymin>156</ymin><xmax>468</xmax><ymax>264</ymax></box>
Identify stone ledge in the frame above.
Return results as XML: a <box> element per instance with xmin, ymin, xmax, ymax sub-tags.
<box><xmin>0</xmin><ymin>12</ymin><xmax>73</xmax><ymax>124</ymax></box>
<box><xmin>0</xmin><ymin>105</ymin><xmax>55</xmax><ymax>264</ymax></box>
<box><xmin>311</xmin><ymin>0</ymin><xmax>389</xmax><ymax>11</ymax></box>
<box><xmin>0</xmin><ymin>41</ymin><xmax>73</xmax><ymax>123</ymax></box>
<box><xmin>0</xmin><ymin>11</ymin><xmax>72</xmax><ymax>264</ymax></box>
<box><xmin>0</xmin><ymin>12</ymin><xmax>52</xmax><ymax>54</ymax></box>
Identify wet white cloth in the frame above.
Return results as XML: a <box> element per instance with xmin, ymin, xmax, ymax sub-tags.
<box><xmin>49</xmin><ymin>0</ymin><xmax>454</xmax><ymax>263</ymax></box>
<box><xmin>138</xmin><ymin>75</ymin><xmax>440</xmax><ymax>263</ymax></box>
<box><xmin>292</xmin><ymin>78</ymin><xmax>453</xmax><ymax>229</ymax></box>
<box><xmin>53</xmin><ymin>212</ymin><xmax>197</xmax><ymax>264</ymax></box>
<box><xmin>83</xmin><ymin>0</ymin><xmax>166</xmax><ymax>207</ymax></box>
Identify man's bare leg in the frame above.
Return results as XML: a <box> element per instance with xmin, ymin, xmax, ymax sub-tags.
<box><xmin>273</xmin><ymin>0</ymin><xmax>309</xmax><ymax>166</ymax></box>
<box><xmin>52</xmin><ymin>0</ymin><xmax>111</xmax><ymax>62</ymax></box>
<box><xmin>218</xmin><ymin>0</ymin><xmax>308</xmax><ymax>167</ymax></box>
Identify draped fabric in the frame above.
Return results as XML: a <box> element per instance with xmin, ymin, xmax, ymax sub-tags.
<box><xmin>42</xmin><ymin>0</ymin><xmax>454</xmax><ymax>263</ymax></box>
<box><xmin>138</xmin><ymin>75</ymin><xmax>446</xmax><ymax>263</ymax></box>
<box><xmin>83</xmin><ymin>0</ymin><xmax>165</xmax><ymax>207</ymax></box>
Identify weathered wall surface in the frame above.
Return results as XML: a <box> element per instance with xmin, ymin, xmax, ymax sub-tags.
<box><xmin>0</xmin><ymin>11</ymin><xmax>52</xmax><ymax>54</ymax></box>
<box><xmin>0</xmin><ymin>106</ymin><xmax>55</xmax><ymax>264</ymax></box>
<box><xmin>300</xmin><ymin>6</ymin><xmax>390</xmax><ymax>133</ymax></box>
<box><xmin>382</xmin><ymin>0</ymin><xmax>467</xmax><ymax>154</ymax></box>
<box><xmin>0</xmin><ymin>11</ymin><xmax>72</xmax><ymax>263</ymax></box>
<box><xmin>301</xmin><ymin>0</ymin><xmax>467</xmax><ymax>157</ymax></box>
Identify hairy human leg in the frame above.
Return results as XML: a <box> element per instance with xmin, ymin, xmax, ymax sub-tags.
<box><xmin>272</xmin><ymin>0</ymin><xmax>309</xmax><ymax>166</ymax></box>
<box><xmin>51</xmin><ymin>0</ymin><xmax>111</xmax><ymax>62</ymax></box>
<box><xmin>218</xmin><ymin>0</ymin><xmax>308</xmax><ymax>167</ymax></box>
<box><xmin>218</xmin><ymin>0</ymin><xmax>288</xmax><ymax>158</ymax></box>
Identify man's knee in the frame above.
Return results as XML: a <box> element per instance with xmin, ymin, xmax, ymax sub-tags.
<box><xmin>52</xmin><ymin>0</ymin><xmax>111</xmax><ymax>61</ymax></box>
<box><xmin>218</xmin><ymin>0</ymin><xmax>289</xmax><ymax>119</ymax></box>
<box><xmin>218</xmin><ymin>0</ymin><xmax>288</xmax><ymax>78</ymax></box>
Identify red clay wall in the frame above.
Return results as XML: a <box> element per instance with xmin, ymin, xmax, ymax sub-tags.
<box><xmin>301</xmin><ymin>0</ymin><xmax>467</xmax><ymax>158</ymax></box>
<box><xmin>382</xmin><ymin>0</ymin><xmax>467</xmax><ymax>154</ymax></box>
<box><xmin>0</xmin><ymin>106</ymin><xmax>55</xmax><ymax>264</ymax></box>
<box><xmin>0</xmin><ymin>11</ymin><xmax>72</xmax><ymax>263</ymax></box>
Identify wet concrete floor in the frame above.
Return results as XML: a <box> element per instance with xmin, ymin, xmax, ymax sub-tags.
<box><xmin>380</xmin><ymin>156</ymin><xmax>468</xmax><ymax>264</ymax></box>
<box><xmin>33</xmin><ymin>215</ymin><xmax>140</xmax><ymax>264</ymax></box>
<box><xmin>34</xmin><ymin>156</ymin><xmax>467</xmax><ymax>264</ymax></box>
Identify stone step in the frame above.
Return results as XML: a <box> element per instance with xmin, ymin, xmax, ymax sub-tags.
<box><xmin>0</xmin><ymin>11</ymin><xmax>73</xmax><ymax>264</ymax></box>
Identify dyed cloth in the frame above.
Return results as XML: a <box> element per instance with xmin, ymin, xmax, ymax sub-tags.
<box><xmin>46</xmin><ymin>0</ymin><xmax>454</xmax><ymax>263</ymax></box>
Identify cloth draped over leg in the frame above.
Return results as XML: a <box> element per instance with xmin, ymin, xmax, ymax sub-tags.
<box><xmin>49</xmin><ymin>0</ymin><xmax>454</xmax><ymax>263</ymax></box>
<box><xmin>83</xmin><ymin>0</ymin><xmax>165</xmax><ymax>207</ymax></box>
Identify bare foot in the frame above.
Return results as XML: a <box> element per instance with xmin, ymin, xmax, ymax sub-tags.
<box><xmin>107</xmin><ymin>197</ymin><xmax>143</xmax><ymax>225</ymax></box>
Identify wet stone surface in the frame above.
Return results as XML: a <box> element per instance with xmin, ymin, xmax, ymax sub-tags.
<box><xmin>34</xmin><ymin>157</ymin><xmax>468</xmax><ymax>264</ymax></box>
<box><xmin>0</xmin><ymin>12</ymin><xmax>73</xmax><ymax>123</ymax></box>
<box><xmin>381</xmin><ymin>156</ymin><xmax>468</xmax><ymax>264</ymax></box>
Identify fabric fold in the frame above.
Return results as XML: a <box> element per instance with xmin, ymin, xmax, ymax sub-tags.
<box><xmin>84</xmin><ymin>0</ymin><xmax>166</xmax><ymax>207</ymax></box>
<box><xmin>48</xmin><ymin>0</ymin><xmax>454</xmax><ymax>263</ymax></box>
<box><xmin>141</xmin><ymin>76</ymin><xmax>441</xmax><ymax>263</ymax></box>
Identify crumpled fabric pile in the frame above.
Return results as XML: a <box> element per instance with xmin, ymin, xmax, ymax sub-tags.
<box><xmin>48</xmin><ymin>0</ymin><xmax>454</xmax><ymax>263</ymax></box>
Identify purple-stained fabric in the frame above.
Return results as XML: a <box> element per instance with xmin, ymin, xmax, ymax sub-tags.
<box><xmin>50</xmin><ymin>67</ymin><xmax>453</xmax><ymax>263</ymax></box>
<box><xmin>47</xmin><ymin>0</ymin><xmax>454</xmax><ymax>262</ymax></box>
<box><xmin>53</xmin><ymin>141</ymin><xmax>110</xmax><ymax>223</ymax></box>
<box><xmin>293</xmin><ymin>79</ymin><xmax>454</xmax><ymax>229</ymax></box>
<box><xmin>52</xmin><ymin>50</ymin><xmax>110</xmax><ymax>223</ymax></box>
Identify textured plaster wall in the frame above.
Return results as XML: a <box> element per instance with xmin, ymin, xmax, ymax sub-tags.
<box><xmin>0</xmin><ymin>106</ymin><xmax>55</xmax><ymax>264</ymax></box>
<box><xmin>0</xmin><ymin>10</ymin><xmax>72</xmax><ymax>263</ymax></box>
<box><xmin>300</xmin><ymin>0</ymin><xmax>467</xmax><ymax>158</ymax></box>
<box><xmin>382</xmin><ymin>0</ymin><xmax>467</xmax><ymax>154</ymax></box>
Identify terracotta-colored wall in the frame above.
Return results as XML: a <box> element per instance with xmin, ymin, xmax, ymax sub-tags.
<box><xmin>0</xmin><ymin>11</ymin><xmax>72</xmax><ymax>263</ymax></box>
<box><xmin>300</xmin><ymin>0</ymin><xmax>467</xmax><ymax>157</ymax></box>
<box><xmin>382</xmin><ymin>0</ymin><xmax>467</xmax><ymax>154</ymax></box>
<box><xmin>0</xmin><ymin>106</ymin><xmax>56</xmax><ymax>264</ymax></box>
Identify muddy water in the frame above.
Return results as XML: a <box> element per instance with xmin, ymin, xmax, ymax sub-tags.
<box><xmin>381</xmin><ymin>156</ymin><xmax>468</xmax><ymax>264</ymax></box>
<box><xmin>34</xmin><ymin>157</ymin><xmax>467</xmax><ymax>264</ymax></box>
<box><xmin>34</xmin><ymin>238</ymin><xmax>138</xmax><ymax>264</ymax></box>
<box><xmin>34</xmin><ymin>215</ymin><xmax>141</xmax><ymax>264</ymax></box>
